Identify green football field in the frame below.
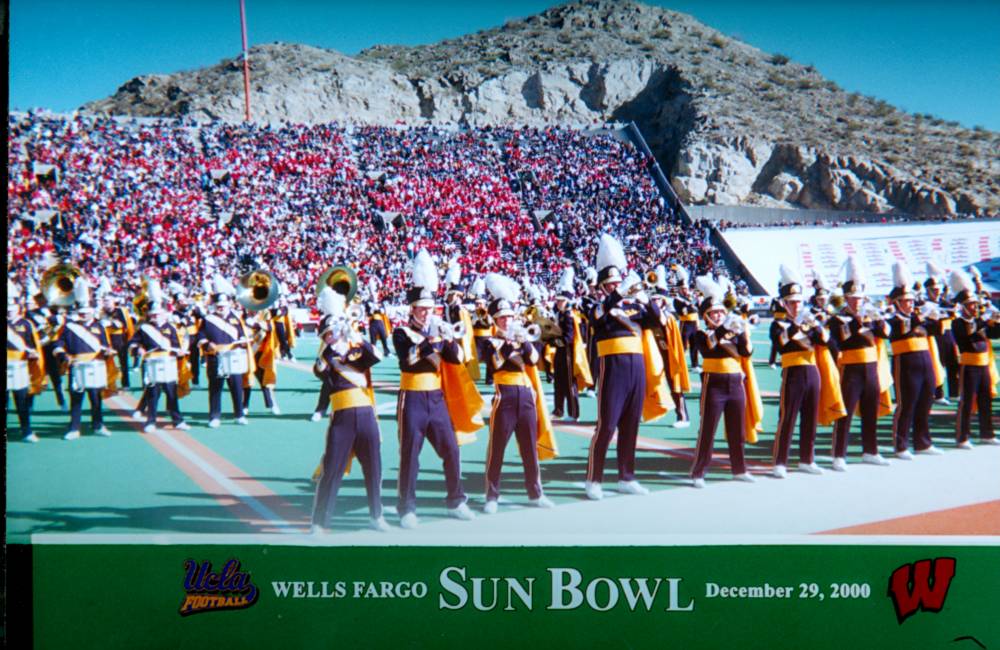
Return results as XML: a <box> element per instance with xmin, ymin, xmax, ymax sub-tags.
<box><xmin>6</xmin><ymin>322</ymin><xmax>993</xmax><ymax>543</ymax></box>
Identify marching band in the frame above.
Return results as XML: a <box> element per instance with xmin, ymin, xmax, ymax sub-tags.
<box><xmin>7</xmin><ymin>236</ymin><xmax>1000</xmax><ymax>533</ymax></box>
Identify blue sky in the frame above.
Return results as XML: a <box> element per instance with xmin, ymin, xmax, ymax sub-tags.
<box><xmin>9</xmin><ymin>0</ymin><xmax>1000</xmax><ymax>130</ymax></box>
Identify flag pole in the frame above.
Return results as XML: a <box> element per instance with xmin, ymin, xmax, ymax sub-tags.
<box><xmin>239</xmin><ymin>0</ymin><xmax>251</xmax><ymax>122</ymax></box>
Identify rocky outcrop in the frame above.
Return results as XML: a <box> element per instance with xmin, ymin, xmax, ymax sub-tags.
<box><xmin>81</xmin><ymin>0</ymin><xmax>999</xmax><ymax>217</ymax></box>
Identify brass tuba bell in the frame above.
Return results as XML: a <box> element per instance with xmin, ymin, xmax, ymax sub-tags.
<box><xmin>237</xmin><ymin>269</ymin><xmax>280</xmax><ymax>312</ymax></box>
<box><xmin>316</xmin><ymin>265</ymin><xmax>358</xmax><ymax>303</ymax></box>
<box><xmin>40</xmin><ymin>263</ymin><xmax>82</xmax><ymax>307</ymax></box>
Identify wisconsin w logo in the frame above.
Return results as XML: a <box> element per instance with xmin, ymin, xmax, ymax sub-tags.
<box><xmin>887</xmin><ymin>557</ymin><xmax>957</xmax><ymax>624</ymax></box>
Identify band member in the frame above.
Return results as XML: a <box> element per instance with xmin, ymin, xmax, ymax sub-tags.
<box><xmin>580</xmin><ymin>267</ymin><xmax>601</xmax><ymax>393</ymax></box>
<box><xmin>689</xmin><ymin>276</ymin><xmax>757</xmax><ymax>487</ymax></box>
<box><xmin>443</xmin><ymin>259</ymin><xmax>479</xmax><ymax>381</ymax></box>
<box><xmin>53</xmin><ymin>279</ymin><xmax>114</xmax><ymax>440</ymax></box>
<box><xmin>311</xmin><ymin>287</ymin><xmax>389</xmax><ymax>533</ymax></box>
<box><xmin>129</xmin><ymin>282</ymin><xmax>190</xmax><ymax>433</ymax></box>
<box><xmin>884</xmin><ymin>263</ymin><xmax>945</xmax><ymax>458</ymax></box>
<box><xmin>196</xmin><ymin>279</ymin><xmax>251</xmax><ymax>428</ymax></box>
<box><xmin>673</xmin><ymin>266</ymin><xmax>700</xmax><ymax>370</ymax></box>
<box><xmin>950</xmin><ymin>269</ymin><xmax>1000</xmax><ymax>447</ymax></box>
<box><xmin>8</xmin><ymin>288</ymin><xmax>46</xmax><ymax>442</ymax></box>
<box><xmin>651</xmin><ymin>265</ymin><xmax>691</xmax><ymax>427</ymax></box>
<box><xmin>104</xmin><ymin>290</ymin><xmax>136</xmax><ymax>389</ymax></box>
<box><xmin>270</xmin><ymin>295</ymin><xmax>297</xmax><ymax>361</ymax></box>
<box><xmin>829</xmin><ymin>257</ymin><xmax>892</xmax><ymax>470</ymax></box>
<box><xmin>366</xmin><ymin>299</ymin><xmax>392</xmax><ymax>357</ymax></box>
<box><xmin>311</xmin><ymin>292</ymin><xmax>339</xmax><ymax>422</ymax></box>
<box><xmin>769</xmin><ymin>266</ymin><xmax>830</xmax><ymax>477</ymax></box>
<box><xmin>551</xmin><ymin>267</ymin><xmax>581</xmax><ymax>421</ymax></box>
<box><xmin>924</xmin><ymin>261</ymin><xmax>958</xmax><ymax>404</ymax></box>
<box><xmin>470</xmin><ymin>278</ymin><xmax>494</xmax><ymax>384</ymax></box>
<box><xmin>28</xmin><ymin>293</ymin><xmax>66</xmax><ymax>410</ymax></box>
<box><xmin>481</xmin><ymin>274</ymin><xmax>556</xmax><ymax>512</ymax></box>
<box><xmin>243</xmin><ymin>309</ymin><xmax>281</xmax><ymax>416</ymax></box>
<box><xmin>768</xmin><ymin>286</ymin><xmax>788</xmax><ymax>369</ymax></box>
<box><xmin>585</xmin><ymin>234</ymin><xmax>668</xmax><ymax>500</ymax></box>
<box><xmin>393</xmin><ymin>249</ymin><xmax>480</xmax><ymax>528</ymax></box>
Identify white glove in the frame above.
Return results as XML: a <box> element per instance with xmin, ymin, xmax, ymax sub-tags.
<box><xmin>633</xmin><ymin>290</ymin><xmax>650</xmax><ymax>305</ymax></box>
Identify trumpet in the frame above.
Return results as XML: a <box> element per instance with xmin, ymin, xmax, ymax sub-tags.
<box><xmin>426</xmin><ymin>316</ymin><xmax>466</xmax><ymax>341</ymax></box>
<box><xmin>506</xmin><ymin>321</ymin><xmax>541</xmax><ymax>343</ymax></box>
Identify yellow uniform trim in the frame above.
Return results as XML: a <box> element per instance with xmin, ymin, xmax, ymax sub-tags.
<box><xmin>400</xmin><ymin>371</ymin><xmax>442</xmax><ymax>391</ymax></box>
<box><xmin>838</xmin><ymin>347</ymin><xmax>878</xmax><ymax>365</ymax></box>
<box><xmin>679</xmin><ymin>314</ymin><xmax>698</xmax><ymax>322</ymax></box>
<box><xmin>7</xmin><ymin>350</ymin><xmax>28</xmax><ymax>361</ymax></box>
<box><xmin>473</xmin><ymin>328</ymin><xmax>492</xmax><ymax>338</ymax></box>
<box><xmin>781</xmin><ymin>350</ymin><xmax>816</xmax><ymax>368</ymax></box>
<box><xmin>891</xmin><ymin>338</ymin><xmax>929</xmax><ymax>355</ymax></box>
<box><xmin>597</xmin><ymin>336</ymin><xmax>643</xmax><ymax>357</ymax></box>
<box><xmin>331</xmin><ymin>387</ymin><xmax>375</xmax><ymax>410</ymax></box>
<box><xmin>493</xmin><ymin>370</ymin><xmax>532</xmax><ymax>388</ymax></box>
<box><xmin>939</xmin><ymin>318</ymin><xmax>952</xmax><ymax>332</ymax></box>
<box><xmin>701</xmin><ymin>357</ymin><xmax>742</xmax><ymax>374</ymax></box>
<box><xmin>960</xmin><ymin>351</ymin><xmax>989</xmax><ymax>367</ymax></box>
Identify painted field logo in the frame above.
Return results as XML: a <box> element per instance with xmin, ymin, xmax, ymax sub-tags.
<box><xmin>887</xmin><ymin>557</ymin><xmax>956</xmax><ymax>624</ymax></box>
<box><xmin>179</xmin><ymin>558</ymin><xmax>260</xmax><ymax>616</ymax></box>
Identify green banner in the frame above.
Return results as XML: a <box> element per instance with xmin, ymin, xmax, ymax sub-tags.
<box><xmin>31</xmin><ymin>544</ymin><xmax>1000</xmax><ymax>649</ymax></box>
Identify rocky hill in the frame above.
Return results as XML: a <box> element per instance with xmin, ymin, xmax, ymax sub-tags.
<box><xmin>83</xmin><ymin>0</ymin><xmax>1000</xmax><ymax>217</ymax></box>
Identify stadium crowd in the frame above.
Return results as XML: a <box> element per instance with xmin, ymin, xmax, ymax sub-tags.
<box><xmin>8</xmin><ymin>111</ymin><xmax>722</xmax><ymax>303</ymax></box>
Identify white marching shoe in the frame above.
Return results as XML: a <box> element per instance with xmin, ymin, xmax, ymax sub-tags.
<box><xmin>982</xmin><ymin>438</ymin><xmax>1000</xmax><ymax>446</ymax></box>
<box><xmin>310</xmin><ymin>411</ymin><xmax>323</xmax><ymax>422</ymax></box>
<box><xmin>174</xmin><ymin>421</ymin><xmax>191</xmax><ymax>431</ymax></box>
<box><xmin>798</xmin><ymin>462</ymin><xmax>824</xmax><ymax>475</ymax></box>
<box><xmin>862</xmin><ymin>453</ymin><xmax>890</xmax><ymax>466</ymax></box>
<box><xmin>673</xmin><ymin>419</ymin><xmax>691</xmax><ymax>429</ymax></box>
<box><xmin>691</xmin><ymin>477</ymin><xmax>706</xmax><ymax>489</ymax></box>
<box><xmin>399</xmin><ymin>512</ymin><xmax>419</xmax><ymax>530</ymax></box>
<box><xmin>618</xmin><ymin>480</ymin><xmax>650</xmax><ymax>496</ymax></box>
<box><xmin>772</xmin><ymin>465</ymin><xmax>787</xmax><ymax>479</ymax></box>
<box><xmin>585</xmin><ymin>481</ymin><xmax>604</xmax><ymax>501</ymax></box>
<box><xmin>131</xmin><ymin>410</ymin><xmax>143</xmax><ymax>421</ymax></box>
<box><xmin>831</xmin><ymin>457</ymin><xmax>848</xmax><ymax>472</ymax></box>
<box><xmin>63</xmin><ymin>430</ymin><xmax>81</xmax><ymax>441</ymax></box>
<box><xmin>23</xmin><ymin>433</ymin><xmax>39</xmax><ymax>443</ymax></box>
<box><xmin>934</xmin><ymin>397</ymin><xmax>951</xmax><ymax>406</ymax></box>
<box><xmin>235</xmin><ymin>416</ymin><xmax>249</xmax><ymax>425</ymax></box>
<box><xmin>483</xmin><ymin>500</ymin><xmax>499</xmax><ymax>515</ymax></box>
<box><xmin>449</xmin><ymin>502</ymin><xmax>475</xmax><ymax>521</ymax></box>
<box><xmin>733</xmin><ymin>472</ymin><xmax>756</xmax><ymax>483</ymax></box>
<box><xmin>895</xmin><ymin>450</ymin><xmax>914</xmax><ymax>461</ymax></box>
<box><xmin>956</xmin><ymin>440</ymin><xmax>974</xmax><ymax>450</ymax></box>
<box><xmin>143</xmin><ymin>423</ymin><xmax>157</xmax><ymax>434</ymax></box>
<box><xmin>271</xmin><ymin>405</ymin><xmax>282</xmax><ymax>416</ymax></box>
<box><xmin>530</xmin><ymin>495</ymin><xmax>555</xmax><ymax>509</ymax></box>
<box><xmin>208</xmin><ymin>419</ymin><xmax>221</xmax><ymax>428</ymax></box>
<box><xmin>309</xmin><ymin>524</ymin><xmax>327</xmax><ymax>535</ymax></box>
<box><xmin>94</xmin><ymin>426</ymin><xmax>112</xmax><ymax>437</ymax></box>
<box><xmin>916</xmin><ymin>445</ymin><xmax>944</xmax><ymax>455</ymax></box>
<box><xmin>370</xmin><ymin>516</ymin><xmax>390</xmax><ymax>532</ymax></box>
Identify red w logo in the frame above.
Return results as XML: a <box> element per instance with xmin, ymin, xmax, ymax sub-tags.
<box><xmin>887</xmin><ymin>557</ymin><xmax>957</xmax><ymax>624</ymax></box>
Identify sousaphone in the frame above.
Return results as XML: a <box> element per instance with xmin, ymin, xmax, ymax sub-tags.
<box><xmin>316</xmin><ymin>265</ymin><xmax>357</xmax><ymax>303</ymax></box>
<box><xmin>40</xmin><ymin>262</ymin><xmax>82</xmax><ymax>307</ymax></box>
<box><xmin>237</xmin><ymin>269</ymin><xmax>280</xmax><ymax>312</ymax></box>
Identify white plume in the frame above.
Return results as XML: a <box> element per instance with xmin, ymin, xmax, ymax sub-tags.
<box><xmin>655</xmin><ymin>264</ymin><xmax>667</xmax><ymax>290</ymax></box>
<box><xmin>779</xmin><ymin>264</ymin><xmax>802</xmax><ymax>287</ymax></box>
<box><xmin>470</xmin><ymin>277</ymin><xmax>486</xmax><ymax>297</ymax></box>
<box><xmin>96</xmin><ymin>277</ymin><xmax>113</xmax><ymax>299</ymax></box>
<box><xmin>674</xmin><ymin>265</ymin><xmax>690</xmax><ymax>287</ymax></box>
<box><xmin>843</xmin><ymin>255</ymin><xmax>864</xmax><ymax>284</ymax></box>
<box><xmin>168</xmin><ymin>281</ymin><xmax>186</xmax><ymax>297</ymax></box>
<box><xmin>445</xmin><ymin>258</ymin><xmax>462</xmax><ymax>286</ymax></box>
<box><xmin>74</xmin><ymin>276</ymin><xmax>92</xmax><ymax>308</ymax></box>
<box><xmin>411</xmin><ymin>249</ymin><xmax>437</xmax><ymax>292</ymax></box>
<box><xmin>147</xmin><ymin>279</ymin><xmax>164</xmax><ymax>309</ymax></box>
<box><xmin>891</xmin><ymin>261</ymin><xmax>913</xmax><ymax>289</ymax></box>
<box><xmin>695</xmin><ymin>275</ymin><xmax>724</xmax><ymax>302</ymax></box>
<box><xmin>925</xmin><ymin>260</ymin><xmax>945</xmax><ymax>281</ymax></box>
<box><xmin>949</xmin><ymin>269</ymin><xmax>975</xmax><ymax>295</ymax></box>
<box><xmin>557</xmin><ymin>267</ymin><xmax>575</xmax><ymax>293</ymax></box>
<box><xmin>201</xmin><ymin>278</ymin><xmax>213</xmax><ymax>296</ymax></box>
<box><xmin>485</xmin><ymin>273</ymin><xmax>519</xmax><ymax>303</ymax></box>
<box><xmin>318</xmin><ymin>286</ymin><xmax>345</xmax><ymax>317</ymax></box>
<box><xmin>622</xmin><ymin>270</ymin><xmax>642</xmax><ymax>293</ymax></box>
<box><xmin>584</xmin><ymin>267</ymin><xmax>598</xmax><ymax>284</ymax></box>
<box><xmin>595</xmin><ymin>233</ymin><xmax>627</xmax><ymax>272</ymax></box>
<box><xmin>719</xmin><ymin>275</ymin><xmax>734</xmax><ymax>295</ymax></box>
<box><xmin>212</xmin><ymin>274</ymin><xmax>236</xmax><ymax>296</ymax></box>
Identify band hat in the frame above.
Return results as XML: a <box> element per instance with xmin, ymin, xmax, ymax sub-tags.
<box><xmin>556</xmin><ymin>266</ymin><xmax>575</xmax><ymax>299</ymax></box>
<box><xmin>695</xmin><ymin>275</ymin><xmax>726</xmax><ymax>315</ymax></box>
<box><xmin>408</xmin><ymin>248</ymin><xmax>438</xmax><ymax>307</ymax></box>
<box><xmin>841</xmin><ymin>255</ymin><xmax>865</xmax><ymax>297</ymax></box>
<box><xmin>485</xmin><ymin>272</ymin><xmax>519</xmax><ymax>318</ymax></box>
<box><xmin>949</xmin><ymin>268</ymin><xmax>977</xmax><ymax>304</ymax></box>
<box><xmin>595</xmin><ymin>233</ymin><xmax>627</xmax><ymax>286</ymax></box>
<box><xmin>888</xmin><ymin>261</ymin><xmax>916</xmax><ymax>301</ymax></box>
<box><xmin>778</xmin><ymin>264</ymin><xmax>804</xmax><ymax>300</ymax></box>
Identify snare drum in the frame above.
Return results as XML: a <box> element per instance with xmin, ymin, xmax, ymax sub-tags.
<box><xmin>217</xmin><ymin>348</ymin><xmax>249</xmax><ymax>377</ymax></box>
<box><xmin>144</xmin><ymin>355</ymin><xmax>179</xmax><ymax>385</ymax></box>
<box><xmin>7</xmin><ymin>360</ymin><xmax>29</xmax><ymax>391</ymax></box>
<box><xmin>71</xmin><ymin>360</ymin><xmax>108</xmax><ymax>391</ymax></box>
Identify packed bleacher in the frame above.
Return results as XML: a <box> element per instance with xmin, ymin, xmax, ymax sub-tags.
<box><xmin>7</xmin><ymin>112</ymin><xmax>724</xmax><ymax>303</ymax></box>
